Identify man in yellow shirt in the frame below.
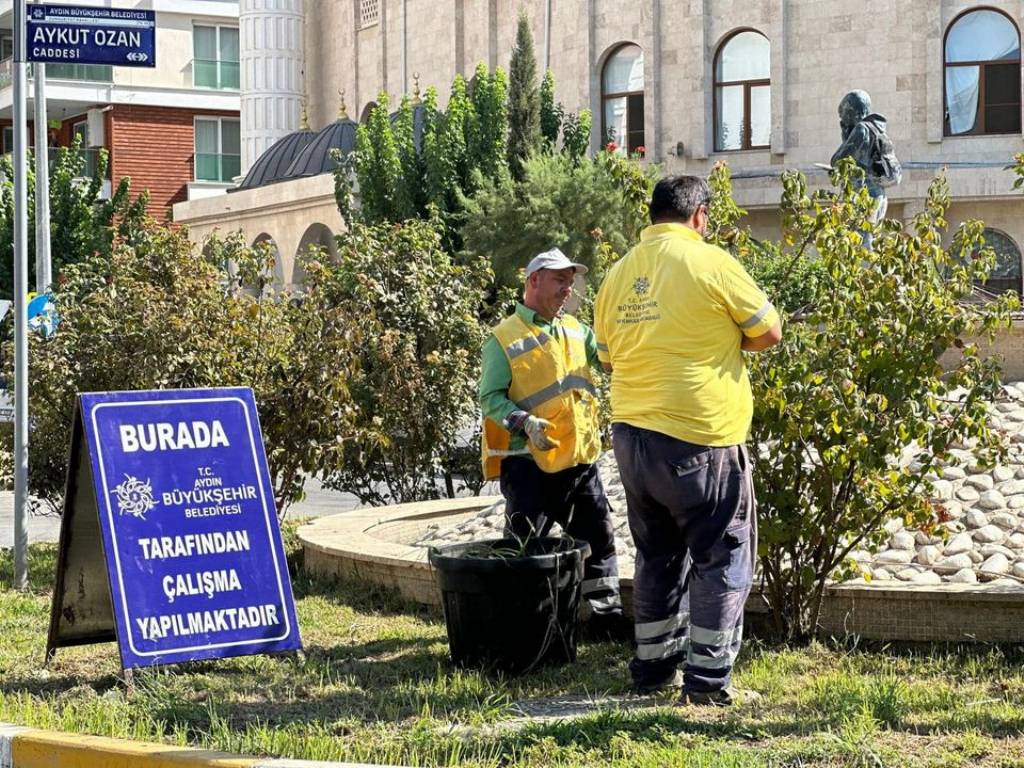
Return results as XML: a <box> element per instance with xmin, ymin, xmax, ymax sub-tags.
<box><xmin>595</xmin><ymin>175</ymin><xmax>781</xmax><ymax>704</ymax></box>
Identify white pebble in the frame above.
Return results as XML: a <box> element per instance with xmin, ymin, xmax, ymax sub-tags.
<box><xmin>943</xmin><ymin>532</ymin><xmax>974</xmax><ymax>555</ymax></box>
<box><xmin>992</xmin><ymin>512</ymin><xmax>1019</xmax><ymax>530</ymax></box>
<box><xmin>965</xmin><ymin>510</ymin><xmax>989</xmax><ymax>529</ymax></box>
<box><xmin>936</xmin><ymin>553</ymin><xmax>973</xmax><ymax>572</ymax></box>
<box><xmin>980</xmin><ymin>553</ymin><xmax>1010</xmax><ymax>578</ymax></box>
<box><xmin>967</xmin><ymin>474</ymin><xmax>995</xmax><ymax>491</ymax></box>
<box><xmin>949</xmin><ymin>568</ymin><xmax>978</xmax><ymax>584</ymax></box>
<box><xmin>978</xmin><ymin>490</ymin><xmax>1007</xmax><ymax>510</ymax></box>
<box><xmin>941</xmin><ymin>466</ymin><xmax>967</xmax><ymax>481</ymax></box>
<box><xmin>916</xmin><ymin>545</ymin><xmax>942</xmax><ymax>566</ymax></box>
<box><xmin>956</xmin><ymin>486</ymin><xmax>981</xmax><ymax>503</ymax></box>
<box><xmin>912</xmin><ymin>570</ymin><xmax>942</xmax><ymax>585</ymax></box>
<box><xmin>993</xmin><ymin>466</ymin><xmax>1016</xmax><ymax>483</ymax></box>
<box><xmin>874</xmin><ymin>549</ymin><xmax>914</xmax><ymax>565</ymax></box>
<box><xmin>889</xmin><ymin>531</ymin><xmax>916</xmax><ymax>551</ymax></box>
<box><xmin>973</xmin><ymin>525</ymin><xmax>1007</xmax><ymax>544</ymax></box>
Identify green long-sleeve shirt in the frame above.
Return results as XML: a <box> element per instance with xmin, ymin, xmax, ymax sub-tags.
<box><xmin>479</xmin><ymin>303</ymin><xmax>601</xmax><ymax>454</ymax></box>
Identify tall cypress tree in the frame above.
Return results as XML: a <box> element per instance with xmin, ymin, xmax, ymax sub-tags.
<box><xmin>507</xmin><ymin>12</ymin><xmax>540</xmax><ymax>180</ymax></box>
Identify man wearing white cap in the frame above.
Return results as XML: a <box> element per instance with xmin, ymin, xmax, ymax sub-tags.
<box><xmin>479</xmin><ymin>247</ymin><xmax>626</xmax><ymax>639</ymax></box>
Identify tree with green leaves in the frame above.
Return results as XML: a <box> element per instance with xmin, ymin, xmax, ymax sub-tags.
<box><xmin>8</xmin><ymin>221</ymin><xmax>374</xmax><ymax>514</ymax></box>
<box><xmin>539</xmin><ymin>69</ymin><xmax>563</xmax><ymax>151</ymax></box>
<box><xmin>460</xmin><ymin>148</ymin><xmax>656</xmax><ymax>291</ymax></box>
<box><xmin>392</xmin><ymin>94</ymin><xmax>428</xmax><ymax>216</ymax></box>
<box><xmin>469</xmin><ymin>64</ymin><xmax>510</xmax><ymax>181</ymax></box>
<box><xmin>709</xmin><ymin>160</ymin><xmax>1019</xmax><ymax>641</ymax></box>
<box><xmin>507</xmin><ymin>12</ymin><xmax>541</xmax><ymax>180</ymax></box>
<box><xmin>0</xmin><ymin>135</ymin><xmax>147</xmax><ymax>297</ymax></box>
<box><xmin>354</xmin><ymin>92</ymin><xmax>412</xmax><ymax>222</ymax></box>
<box><xmin>320</xmin><ymin>214</ymin><xmax>491</xmax><ymax>504</ymax></box>
<box><xmin>560</xmin><ymin>109</ymin><xmax>593</xmax><ymax>163</ymax></box>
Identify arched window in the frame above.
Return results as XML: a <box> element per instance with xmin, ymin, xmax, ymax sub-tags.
<box><xmin>714</xmin><ymin>30</ymin><xmax>771</xmax><ymax>151</ymax></box>
<box><xmin>360</xmin><ymin>101</ymin><xmax>377</xmax><ymax>124</ymax></box>
<box><xmin>978</xmin><ymin>228</ymin><xmax>1023</xmax><ymax>295</ymax></box>
<box><xmin>944</xmin><ymin>9</ymin><xmax>1021</xmax><ymax>136</ymax></box>
<box><xmin>601</xmin><ymin>44</ymin><xmax>644</xmax><ymax>155</ymax></box>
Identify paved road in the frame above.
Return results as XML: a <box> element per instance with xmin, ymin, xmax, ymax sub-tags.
<box><xmin>0</xmin><ymin>476</ymin><xmax>365</xmax><ymax>549</ymax></box>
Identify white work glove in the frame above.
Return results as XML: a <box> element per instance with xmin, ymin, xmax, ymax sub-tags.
<box><xmin>523</xmin><ymin>415</ymin><xmax>559</xmax><ymax>451</ymax></box>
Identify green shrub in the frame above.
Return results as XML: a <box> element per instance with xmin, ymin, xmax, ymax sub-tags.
<box><xmin>710</xmin><ymin>161</ymin><xmax>1019</xmax><ymax>641</ymax></box>
<box><xmin>459</xmin><ymin>150</ymin><xmax>656</xmax><ymax>293</ymax></box>
<box><xmin>10</xmin><ymin>224</ymin><xmax>369</xmax><ymax>515</ymax></box>
<box><xmin>319</xmin><ymin>216</ymin><xmax>491</xmax><ymax>505</ymax></box>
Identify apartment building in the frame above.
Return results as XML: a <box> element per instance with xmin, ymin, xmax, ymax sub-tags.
<box><xmin>0</xmin><ymin>0</ymin><xmax>240</xmax><ymax>216</ymax></box>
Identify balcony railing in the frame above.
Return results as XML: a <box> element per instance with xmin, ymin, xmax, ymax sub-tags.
<box><xmin>0</xmin><ymin>58</ymin><xmax>113</xmax><ymax>87</ymax></box>
<box><xmin>195</xmin><ymin>152</ymin><xmax>240</xmax><ymax>182</ymax></box>
<box><xmin>46</xmin><ymin>62</ymin><xmax>113</xmax><ymax>82</ymax></box>
<box><xmin>193</xmin><ymin>58</ymin><xmax>240</xmax><ymax>90</ymax></box>
<box><xmin>48</xmin><ymin>146</ymin><xmax>109</xmax><ymax>179</ymax></box>
<box><xmin>2</xmin><ymin>147</ymin><xmax>110</xmax><ymax>180</ymax></box>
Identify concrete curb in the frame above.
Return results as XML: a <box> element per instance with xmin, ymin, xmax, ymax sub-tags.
<box><xmin>0</xmin><ymin>723</ymin><xmax>408</xmax><ymax>768</ymax></box>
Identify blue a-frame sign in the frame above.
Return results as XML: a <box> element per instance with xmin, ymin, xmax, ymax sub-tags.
<box><xmin>46</xmin><ymin>388</ymin><xmax>302</xmax><ymax>670</ymax></box>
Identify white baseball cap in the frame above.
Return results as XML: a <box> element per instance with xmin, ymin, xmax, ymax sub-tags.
<box><xmin>525</xmin><ymin>247</ymin><xmax>588</xmax><ymax>278</ymax></box>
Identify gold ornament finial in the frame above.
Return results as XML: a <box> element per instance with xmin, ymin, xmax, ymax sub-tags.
<box><xmin>338</xmin><ymin>89</ymin><xmax>349</xmax><ymax>120</ymax></box>
<box><xmin>412</xmin><ymin>72</ymin><xmax>421</xmax><ymax>104</ymax></box>
<box><xmin>300</xmin><ymin>98</ymin><xmax>310</xmax><ymax>130</ymax></box>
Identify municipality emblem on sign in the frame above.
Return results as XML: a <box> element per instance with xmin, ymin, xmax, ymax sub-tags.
<box><xmin>112</xmin><ymin>475</ymin><xmax>156</xmax><ymax>520</ymax></box>
<box><xmin>633</xmin><ymin>276</ymin><xmax>650</xmax><ymax>296</ymax></box>
<box><xmin>31</xmin><ymin>7</ymin><xmax>43</xmax><ymax>18</ymax></box>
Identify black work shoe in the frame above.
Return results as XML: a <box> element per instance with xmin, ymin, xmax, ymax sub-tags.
<box><xmin>679</xmin><ymin>686</ymin><xmax>762</xmax><ymax>707</ymax></box>
<box><xmin>584</xmin><ymin>611</ymin><xmax>634</xmax><ymax>644</ymax></box>
<box><xmin>632</xmin><ymin>668</ymin><xmax>683</xmax><ymax>695</ymax></box>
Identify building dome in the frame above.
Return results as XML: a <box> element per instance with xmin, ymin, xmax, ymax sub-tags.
<box><xmin>284</xmin><ymin>118</ymin><xmax>359</xmax><ymax>179</ymax></box>
<box><xmin>237</xmin><ymin>128</ymin><xmax>317</xmax><ymax>190</ymax></box>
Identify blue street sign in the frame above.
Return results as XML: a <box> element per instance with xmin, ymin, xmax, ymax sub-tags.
<box><xmin>27</xmin><ymin>4</ymin><xmax>156</xmax><ymax>67</ymax></box>
<box><xmin>67</xmin><ymin>388</ymin><xmax>301</xmax><ymax>669</ymax></box>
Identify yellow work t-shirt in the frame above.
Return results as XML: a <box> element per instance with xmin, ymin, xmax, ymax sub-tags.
<box><xmin>595</xmin><ymin>222</ymin><xmax>779</xmax><ymax>446</ymax></box>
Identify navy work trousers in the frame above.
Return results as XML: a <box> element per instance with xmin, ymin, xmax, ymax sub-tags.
<box><xmin>612</xmin><ymin>423</ymin><xmax>755</xmax><ymax>693</ymax></box>
<box><xmin>500</xmin><ymin>456</ymin><xmax>622</xmax><ymax>616</ymax></box>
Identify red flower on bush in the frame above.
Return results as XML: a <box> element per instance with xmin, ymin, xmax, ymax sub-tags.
<box><xmin>635</xmin><ymin>145</ymin><xmax>646</xmax><ymax>157</ymax></box>
<box><xmin>605</xmin><ymin>141</ymin><xmax>618</xmax><ymax>153</ymax></box>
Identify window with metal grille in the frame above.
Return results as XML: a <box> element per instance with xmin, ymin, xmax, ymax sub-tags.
<box><xmin>359</xmin><ymin>0</ymin><xmax>380</xmax><ymax>29</ymax></box>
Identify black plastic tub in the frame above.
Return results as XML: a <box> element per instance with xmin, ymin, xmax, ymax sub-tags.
<box><xmin>428</xmin><ymin>537</ymin><xmax>591</xmax><ymax>675</ymax></box>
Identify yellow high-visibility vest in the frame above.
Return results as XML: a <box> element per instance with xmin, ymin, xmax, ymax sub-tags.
<box><xmin>481</xmin><ymin>312</ymin><xmax>601</xmax><ymax>480</ymax></box>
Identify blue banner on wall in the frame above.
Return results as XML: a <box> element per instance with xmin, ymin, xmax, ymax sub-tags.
<box><xmin>63</xmin><ymin>388</ymin><xmax>301</xmax><ymax>669</ymax></box>
<box><xmin>27</xmin><ymin>4</ymin><xmax>156</xmax><ymax>67</ymax></box>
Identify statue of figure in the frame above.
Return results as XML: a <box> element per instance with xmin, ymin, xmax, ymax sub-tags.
<box><xmin>830</xmin><ymin>90</ymin><xmax>901</xmax><ymax>238</ymax></box>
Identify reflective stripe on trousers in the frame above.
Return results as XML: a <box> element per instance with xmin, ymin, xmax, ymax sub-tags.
<box><xmin>612</xmin><ymin>423</ymin><xmax>756</xmax><ymax>693</ymax></box>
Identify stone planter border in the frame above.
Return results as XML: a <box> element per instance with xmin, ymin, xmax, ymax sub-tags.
<box><xmin>298</xmin><ymin>498</ymin><xmax>1024</xmax><ymax>643</ymax></box>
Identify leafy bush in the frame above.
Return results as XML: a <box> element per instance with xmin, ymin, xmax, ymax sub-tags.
<box><xmin>710</xmin><ymin>161</ymin><xmax>1019</xmax><ymax>641</ymax></box>
<box><xmin>10</xmin><ymin>223</ymin><xmax>369</xmax><ymax>515</ymax></box>
<box><xmin>0</xmin><ymin>136</ymin><xmax>147</xmax><ymax>297</ymax></box>
<box><xmin>319</xmin><ymin>216</ymin><xmax>492</xmax><ymax>505</ymax></box>
<box><xmin>460</xmin><ymin>150</ymin><xmax>656</xmax><ymax>292</ymax></box>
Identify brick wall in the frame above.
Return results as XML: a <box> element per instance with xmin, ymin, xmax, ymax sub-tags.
<box><xmin>108</xmin><ymin>105</ymin><xmax>238</xmax><ymax>218</ymax></box>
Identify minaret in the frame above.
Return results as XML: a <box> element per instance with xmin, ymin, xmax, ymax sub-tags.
<box><xmin>239</xmin><ymin>0</ymin><xmax>305</xmax><ymax>176</ymax></box>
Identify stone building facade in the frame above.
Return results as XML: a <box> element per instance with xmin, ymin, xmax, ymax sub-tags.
<box><xmin>176</xmin><ymin>0</ymin><xmax>1024</xmax><ymax>297</ymax></box>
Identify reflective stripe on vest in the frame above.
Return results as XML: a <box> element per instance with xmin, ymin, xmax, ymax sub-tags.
<box><xmin>480</xmin><ymin>311</ymin><xmax>601</xmax><ymax>477</ymax></box>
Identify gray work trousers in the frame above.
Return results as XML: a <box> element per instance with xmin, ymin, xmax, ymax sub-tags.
<box><xmin>612</xmin><ymin>423</ymin><xmax>756</xmax><ymax>693</ymax></box>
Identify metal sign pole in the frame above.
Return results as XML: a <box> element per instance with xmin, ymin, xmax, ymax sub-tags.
<box><xmin>13</xmin><ymin>0</ymin><xmax>30</xmax><ymax>591</ymax></box>
<box><xmin>33</xmin><ymin>0</ymin><xmax>51</xmax><ymax>292</ymax></box>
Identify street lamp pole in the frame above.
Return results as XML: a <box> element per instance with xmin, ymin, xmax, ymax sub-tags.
<box><xmin>12</xmin><ymin>0</ymin><xmax>30</xmax><ymax>590</ymax></box>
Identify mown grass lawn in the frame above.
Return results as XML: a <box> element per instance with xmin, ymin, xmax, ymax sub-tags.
<box><xmin>2</xmin><ymin>525</ymin><xmax>1024</xmax><ymax>767</ymax></box>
